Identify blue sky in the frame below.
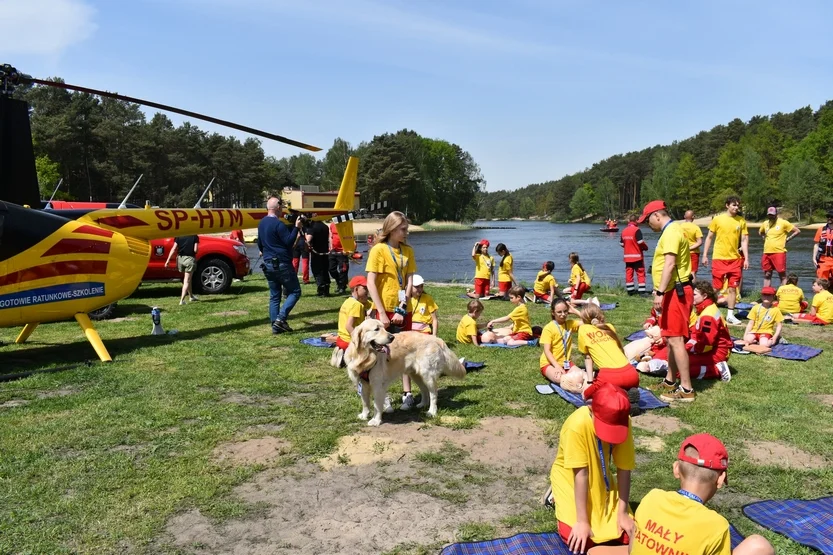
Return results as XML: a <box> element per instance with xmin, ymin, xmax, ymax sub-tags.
<box><xmin>4</xmin><ymin>0</ymin><xmax>833</xmax><ymax>191</ymax></box>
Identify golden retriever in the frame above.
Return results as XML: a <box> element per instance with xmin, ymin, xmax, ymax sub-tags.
<box><xmin>344</xmin><ymin>319</ymin><xmax>466</xmax><ymax>426</ymax></box>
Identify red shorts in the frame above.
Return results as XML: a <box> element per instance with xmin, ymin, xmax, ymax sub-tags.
<box><xmin>596</xmin><ymin>364</ymin><xmax>640</xmax><ymax>390</ymax></box>
<box><xmin>690</xmin><ymin>252</ymin><xmax>700</xmax><ymax>274</ymax></box>
<box><xmin>474</xmin><ymin>278</ymin><xmax>490</xmax><ymax>297</ymax></box>
<box><xmin>541</xmin><ymin>361</ymin><xmax>574</xmax><ymax>378</ymax></box>
<box><xmin>750</xmin><ymin>333</ymin><xmax>773</xmax><ymax>342</ymax></box>
<box><xmin>511</xmin><ymin>331</ymin><xmax>532</xmax><ymax>341</ymax></box>
<box><xmin>571</xmin><ymin>281</ymin><xmax>590</xmax><ymax>300</ymax></box>
<box><xmin>498</xmin><ymin>280</ymin><xmax>512</xmax><ymax>294</ymax></box>
<box><xmin>383</xmin><ymin>311</ymin><xmax>412</xmax><ymax>332</ymax></box>
<box><xmin>335</xmin><ymin>337</ymin><xmax>350</xmax><ymax>351</ymax></box>
<box><xmin>534</xmin><ymin>290</ymin><xmax>552</xmax><ymax>303</ymax></box>
<box><xmin>712</xmin><ymin>259</ymin><xmax>742</xmax><ymax>289</ymax></box>
<box><xmin>762</xmin><ymin>253</ymin><xmax>787</xmax><ymax>273</ymax></box>
<box><xmin>558</xmin><ymin>520</ymin><xmax>629</xmax><ymax>547</ymax></box>
<box><xmin>818</xmin><ymin>258</ymin><xmax>833</xmax><ymax>280</ymax></box>
<box><xmin>793</xmin><ymin>313</ymin><xmax>829</xmax><ymax>325</ymax></box>
<box><xmin>660</xmin><ymin>286</ymin><xmax>693</xmax><ymax>338</ymax></box>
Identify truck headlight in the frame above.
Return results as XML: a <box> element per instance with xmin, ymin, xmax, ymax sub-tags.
<box><xmin>234</xmin><ymin>245</ymin><xmax>247</xmax><ymax>256</ymax></box>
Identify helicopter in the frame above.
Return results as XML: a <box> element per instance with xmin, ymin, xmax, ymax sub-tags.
<box><xmin>0</xmin><ymin>64</ymin><xmax>358</xmax><ymax>363</ymax></box>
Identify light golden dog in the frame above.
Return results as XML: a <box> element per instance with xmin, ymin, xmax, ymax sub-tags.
<box><xmin>344</xmin><ymin>319</ymin><xmax>466</xmax><ymax>426</ymax></box>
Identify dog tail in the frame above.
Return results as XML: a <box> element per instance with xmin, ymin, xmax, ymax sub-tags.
<box><xmin>441</xmin><ymin>346</ymin><xmax>467</xmax><ymax>380</ymax></box>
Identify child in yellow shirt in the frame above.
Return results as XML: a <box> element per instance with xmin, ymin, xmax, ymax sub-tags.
<box><xmin>467</xmin><ymin>239</ymin><xmax>495</xmax><ymax>298</ymax></box>
<box><xmin>564</xmin><ymin>252</ymin><xmax>592</xmax><ymax>300</ymax></box>
<box><xmin>409</xmin><ymin>275</ymin><xmax>439</xmax><ymax>336</ymax></box>
<box><xmin>740</xmin><ymin>287</ymin><xmax>783</xmax><ymax>347</ymax></box>
<box><xmin>456</xmin><ymin>300</ymin><xmax>485</xmax><ymax>345</ymax></box>
<box><xmin>540</xmin><ymin>298</ymin><xmax>582</xmax><ymax>383</ymax></box>
<box><xmin>335</xmin><ymin>275</ymin><xmax>372</xmax><ymax>351</ymax></box>
<box><xmin>486</xmin><ymin>286</ymin><xmax>533</xmax><ymax>346</ymax></box>
<box><xmin>533</xmin><ymin>261</ymin><xmax>558</xmax><ymax>303</ymax></box>
<box><xmin>775</xmin><ymin>273</ymin><xmax>807</xmax><ymax>315</ymax></box>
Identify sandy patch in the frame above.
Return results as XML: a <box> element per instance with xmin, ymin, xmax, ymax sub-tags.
<box><xmin>37</xmin><ymin>387</ymin><xmax>76</xmax><ymax>399</ymax></box>
<box><xmin>632</xmin><ymin>413</ymin><xmax>689</xmax><ymax>435</ymax></box>
<box><xmin>164</xmin><ymin>417</ymin><xmax>553</xmax><ymax>554</ymax></box>
<box><xmin>810</xmin><ymin>394</ymin><xmax>833</xmax><ymax>406</ymax></box>
<box><xmin>0</xmin><ymin>399</ymin><xmax>30</xmax><ymax>408</ymax></box>
<box><xmin>212</xmin><ymin>311</ymin><xmax>250</xmax><ymax>317</ymax></box>
<box><xmin>745</xmin><ymin>440</ymin><xmax>827</xmax><ymax>469</ymax></box>
<box><xmin>214</xmin><ymin>437</ymin><xmax>292</xmax><ymax>466</ymax></box>
<box><xmin>635</xmin><ymin>436</ymin><xmax>665</xmax><ymax>453</ymax></box>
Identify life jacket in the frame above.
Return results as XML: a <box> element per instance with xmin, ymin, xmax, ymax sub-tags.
<box><xmin>817</xmin><ymin>226</ymin><xmax>833</xmax><ymax>261</ymax></box>
<box><xmin>620</xmin><ymin>222</ymin><xmax>648</xmax><ymax>262</ymax></box>
<box><xmin>329</xmin><ymin>223</ymin><xmax>344</xmax><ymax>252</ymax></box>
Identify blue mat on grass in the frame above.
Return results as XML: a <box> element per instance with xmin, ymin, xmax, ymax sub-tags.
<box><xmin>735</xmin><ymin>302</ymin><xmax>754</xmax><ymax>310</ymax></box>
<box><xmin>600</xmin><ymin>303</ymin><xmax>617</xmax><ymax>311</ymax></box>
<box><xmin>464</xmin><ymin>361</ymin><xmax>486</xmax><ymax>371</ymax></box>
<box><xmin>440</xmin><ymin>526</ymin><xmax>745</xmax><ymax>554</ymax></box>
<box><xmin>626</xmin><ymin>330</ymin><xmax>648</xmax><ymax>341</ymax></box>
<box><xmin>743</xmin><ymin>497</ymin><xmax>833</xmax><ymax>554</ymax></box>
<box><xmin>765</xmin><ymin>343</ymin><xmax>823</xmax><ymax>361</ymax></box>
<box><xmin>481</xmin><ymin>338</ymin><xmax>539</xmax><ymax>348</ymax></box>
<box><xmin>300</xmin><ymin>337</ymin><xmax>336</xmax><ymax>348</ymax></box>
<box><xmin>535</xmin><ymin>382</ymin><xmax>669</xmax><ymax>410</ymax></box>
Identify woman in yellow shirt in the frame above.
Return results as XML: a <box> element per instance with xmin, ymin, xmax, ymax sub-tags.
<box><xmin>533</xmin><ymin>261</ymin><xmax>558</xmax><ymax>303</ymax></box>
<box><xmin>495</xmin><ymin>243</ymin><xmax>517</xmax><ymax>298</ymax></box>
<box><xmin>577</xmin><ymin>305</ymin><xmax>640</xmax><ymax>392</ymax></box>
<box><xmin>540</xmin><ymin>299</ymin><xmax>582</xmax><ymax>383</ymax></box>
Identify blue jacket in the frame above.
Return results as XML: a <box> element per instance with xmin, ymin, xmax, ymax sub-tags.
<box><xmin>257</xmin><ymin>215</ymin><xmax>298</xmax><ymax>265</ymax></box>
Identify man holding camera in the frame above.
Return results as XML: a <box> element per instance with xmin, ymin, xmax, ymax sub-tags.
<box><xmin>257</xmin><ymin>196</ymin><xmax>303</xmax><ymax>334</ymax></box>
<box><xmin>638</xmin><ymin>200</ymin><xmax>695</xmax><ymax>403</ymax></box>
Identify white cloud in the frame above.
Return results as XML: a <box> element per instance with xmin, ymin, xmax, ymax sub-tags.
<box><xmin>0</xmin><ymin>0</ymin><xmax>96</xmax><ymax>56</ymax></box>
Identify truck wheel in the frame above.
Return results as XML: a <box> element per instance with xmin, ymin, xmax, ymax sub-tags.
<box><xmin>197</xmin><ymin>258</ymin><xmax>232</xmax><ymax>294</ymax></box>
<box><xmin>89</xmin><ymin>303</ymin><xmax>117</xmax><ymax>320</ymax></box>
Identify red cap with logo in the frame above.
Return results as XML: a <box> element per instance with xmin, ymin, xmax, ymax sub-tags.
<box><xmin>480</xmin><ymin>239</ymin><xmax>490</xmax><ymax>247</ymax></box>
<box><xmin>349</xmin><ymin>275</ymin><xmax>368</xmax><ymax>289</ymax></box>
<box><xmin>637</xmin><ymin>200</ymin><xmax>667</xmax><ymax>224</ymax></box>
<box><xmin>584</xmin><ymin>382</ymin><xmax>631</xmax><ymax>444</ymax></box>
<box><xmin>761</xmin><ymin>286</ymin><xmax>776</xmax><ymax>296</ymax></box>
<box><xmin>678</xmin><ymin>433</ymin><xmax>729</xmax><ymax>472</ymax></box>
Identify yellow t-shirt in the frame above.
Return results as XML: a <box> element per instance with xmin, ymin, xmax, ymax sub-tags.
<box><xmin>474</xmin><ymin>254</ymin><xmax>495</xmax><ymax>280</ymax></box>
<box><xmin>409</xmin><ymin>292</ymin><xmax>438</xmax><ymax>326</ymax></box>
<box><xmin>457</xmin><ymin>314</ymin><xmax>478</xmax><ymax>343</ymax></box>
<box><xmin>708</xmin><ymin>213</ymin><xmax>748</xmax><ymax>260</ymax></box>
<box><xmin>679</xmin><ymin>221</ymin><xmax>703</xmax><ymax>253</ymax></box>
<box><xmin>365</xmin><ymin>242</ymin><xmax>417</xmax><ymax>312</ymax></box>
<box><xmin>550</xmin><ymin>406</ymin><xmax>635</xmax><ymax>543</ymax></box>
<box><xmin>577</xmin><ymin>323</ymin><xmax>629</xmax><ymax>369</ymax></box>
<box><xmin>508</xmin><ymin>304</ymin><xmax>532</xmax><ymax>334</ymax></box>
<box><xmin>539</xmin><ymin>319</ymin><xmax>581</xmax><ymax>368</ymax></box>
<box><xmin>533</xmin><ymin>271</ymin><xmax>558</xmax><ymax>295</ymax></box>
<box><xmin>337</xmin><ymin>297</ymin><xmax>371</xmax><ymax>343</ymax></box>
<box><xmin>498</xmin><ymin>254</ymin><xmax>514</xmax><ymax>283</ymax></box>
<box><xmin>652</xmin><ymin>221</ymin><xmax>692</xmax><ymax>293</ymax></box>
<box><xmin>632</xmin><ymin>489</ymin><xmax>731</xmax><ymax>555</ymax></box>
<box><xmin>748</xmin><ymin>304</ymin><xmax>783</xmax><ymax>335</ymax></box>
<box><xmin>570</xmin><ymin>264</ymin><xmax>591</xmax><ymax>287</ymax></box>
<box><xmin>812</xmin><ymin>289</ymin><xmax>833</xmax><ymax>323</ymax></box>
<box><xmin>761</xmin><ymin>218</ymin><xmax>795</xmax><ymax>254</ymax></box>
<box><xmin>776</xmin><ymin>284</ymin><xmax>805</xmax><ymax>314</ymax></box>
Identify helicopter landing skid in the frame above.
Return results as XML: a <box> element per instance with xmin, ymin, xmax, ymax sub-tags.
<box><xmin>14</xmin><ymin>314</ymin><xmax>113</xmax><ymax>363</ymax></box>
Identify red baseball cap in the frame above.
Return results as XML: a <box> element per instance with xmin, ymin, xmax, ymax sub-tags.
<box><xmin>637</xmin><ymin>200</ymin><xmax>667</xmax><ymax>224</ymax></box>
<box><xmin>761</xmin><ymin>286</ymin><xmax>776</xmax><ymax>296</ymax></box>
<box><xmin>678</xmin><ymin>433</ymin><xmax>729</xmax><ymax>472</ymax></box>
<box><xmin>480</xmin><ymin>239</ymin><xmax>490</xmax><ymax>247</ymax></box>
<box><xmin>586</xmin><ymin>382</ymin><xmax>631</xmax><ymax>444</ymax></box>
<box><xmin>349</xmin><ymin>275</ymin><xmax>368</xmax><ymax>289</ymax></box>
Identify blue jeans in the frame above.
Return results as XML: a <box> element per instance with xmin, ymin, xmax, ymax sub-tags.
<box><xmin>263</xmin><ymin>260</ymin><xmax>302</xmax><ymax>323</ymax></box>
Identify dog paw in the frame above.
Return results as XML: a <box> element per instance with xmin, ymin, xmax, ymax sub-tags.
<box><xmin>416</xmin><ymin>400</ymin><xmax>428</xmax><ymax>409</ymax></box>
<box><xmin>367</xmin><ymin>417</ymin><xmax>382</xmax><ymax>427</ymax></box>
<box><xmin>357</xmin><ymin>412</ymin><xmax>369</xmax><ymax>420</ymax></box>
<box><xmin>426</xmin><ymin>409</ymin><xmax>437</xmax><ymax>418</ymax></box>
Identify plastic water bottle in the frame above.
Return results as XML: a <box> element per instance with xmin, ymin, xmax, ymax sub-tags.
<box><xmin>151</xmin><ymin>307</ymin><xmax>165</xmax><ymax>335</ymax></box>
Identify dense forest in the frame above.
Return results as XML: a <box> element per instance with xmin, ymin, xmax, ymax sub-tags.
<box><xmin>479</xmin><ymin>101</ymin><xmax>833</xmax><ymax>222</ymax></box>
<box><xmin>16</xmin><ymin>79</ymin><xmax>484</xmax><ymax>223</ymax></box>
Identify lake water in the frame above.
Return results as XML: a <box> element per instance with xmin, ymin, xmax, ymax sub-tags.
<box><xmin>249</xmin><ymin>221</ymin><xmax>820</xmax><ymax>291</ymax></box>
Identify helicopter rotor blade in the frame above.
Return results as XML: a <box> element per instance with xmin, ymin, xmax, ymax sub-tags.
<box><xmin>27</xmin><ymin>77</ymin><xmax>321</xmax><ymax>152</ymax></box>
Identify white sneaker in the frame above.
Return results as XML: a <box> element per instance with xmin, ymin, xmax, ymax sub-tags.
<box><xmin>726</xmin><ymin>315</ymin><xmax>742</xmax><ymax>325</ymax></box>
<box><xmin>383</xmin><ymin>396</ymin><xmax>394</xmax><ymax>413</ymax></box>
<box><xmin>400</xmin><ymin>392</ymin><xmax>416</xmax><ymax>411</ymax></box>
<box><xmin>190</xmin><ymin>295</ymin><xmax>199</xmax><ymax>301</ymax></box>
<box><xmin>179</xmin><ymin>300</ymin><xmax>186</xmax><ymax>305</ymax></box>
<box><xmin>590</xmin><ymin>297</ymin><xmax>600</xmax><ymax>307</ymax></box>
<box><xmin>716</xmin><ymin>361</ymin><xmax>731</xmax><ymax>382</ymax></box>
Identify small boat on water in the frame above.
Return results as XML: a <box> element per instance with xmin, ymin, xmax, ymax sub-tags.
<box><xmin>599</xmin><ymin>227</ymin><xmax>619</xmax><ymax>233</ymax></box>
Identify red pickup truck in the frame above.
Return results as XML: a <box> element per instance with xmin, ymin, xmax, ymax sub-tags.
<box><xmin>44</xmin><ymin>201</ymin><xmax>251</xmax><ymax>314</ymax></box>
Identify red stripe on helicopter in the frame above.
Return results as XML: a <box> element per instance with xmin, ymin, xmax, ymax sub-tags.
<box><xmin>94</xmin><ymin>215</ymin><xmax>149</xmax><ymax>229</ymax></box>
<box><xmin>42</xmin><ymin>239</ymin><xmax>111</xmax><ymax>257</ymax></box>
<box><xmin>73</xmin><ymin>225</ymin><xmax>114</xmax><ymax>238</ymax></box>
<box><xmin>0</xmin><ymin>261</ymin><xmax>108</xmax><ymax>287</ymax></box>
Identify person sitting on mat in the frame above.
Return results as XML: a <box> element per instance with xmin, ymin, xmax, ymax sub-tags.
<box><xmin>486</xmin><ymin>286</ymin><xmax>534</xmax><ymax>346</ymax></box>
<box><xmin>588</xmin><ymin>434</ymin><xmax>774</xmax><ymax>555</ymax></box>
<box><xmin>533</xmin><ymin>261</ymin><xmax>558</xmax><ymax>304</ymax></box>
<box><xmin>539</xmin><ymin>298</ymin><xmax>583</xmax><ymax>384</ymax></box>
<box><xmin>457</xmin><ymin>299</ymin><xmax>487</xmax><ymax>345</ymax></box>
<box><xmin>739</xmin><ymin>287</ymin><xmax>783</xmax><ymax>348</ymax></box>
<box><xmin>548</xmin><ymin>382</ymin><xmax>635</xmax><ymax>552</ymax></box>
<box><xmin>577</xmin><ymin>305</ymin><xmax>640</xmax><ymax>400</ymax></box>
<box><xmin>792</xmin><ymin>278</ymin><xmax>833</xmax><ymax>325</ymax></box>
<box><xmin>775</xmin><ymin>273</ymin><xmax>807</xmax><ymax>316</ymax></box>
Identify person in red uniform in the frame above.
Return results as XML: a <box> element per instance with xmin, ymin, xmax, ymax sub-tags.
<box><xmin>813</xmin><ymin>211</ymin><xmax>833</xmax><ymax>280</ymax></box>
<box><xmin>620</xmin><ymin>214</ymin><xmax>649</xmax><ymax>296</ymax></box>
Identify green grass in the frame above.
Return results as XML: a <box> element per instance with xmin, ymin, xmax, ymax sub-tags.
<box><xmin>1</xmin><ymin>277</ymin><xmax>831</xmax><ymax>553</ymax></box>
<box><xmin>419</xmin><ymin>220</ymin><xmax>472</xmax><ymax>231</ymax></box>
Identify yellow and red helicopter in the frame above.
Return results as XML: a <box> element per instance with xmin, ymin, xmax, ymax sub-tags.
<box><xmin>0</xmin><ymin>64</ymin><xmax>358</xmax><ymax>363</ymax></box>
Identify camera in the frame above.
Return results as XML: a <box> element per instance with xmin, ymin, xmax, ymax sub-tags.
<box><xmin>674</xmin><ymin>281</ymin><xmax>686</xmax><ymax>299</ymax></box>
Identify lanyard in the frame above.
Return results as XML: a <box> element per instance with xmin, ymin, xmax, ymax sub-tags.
<box><xmin>553</xmin><ymin>321</ymin><xmax>571</xmax><ymax>360</ymax></box>
<box><xmin>677</xmin><ymin>489</ymin><xmax>704</xmax><ymax>504</ymax></box>
<box><xmin>752</xmin><ymin>306</ymin><xmax>772</xmax><ymax>333</ymax></box>
<box><xmin>597</xmin><ymin>439</ymin><xmax>611</xmax><ymax>492</ymax></box>
<box><xmin>661</xmin><ymin>219</ymin><xmax>674</xmax><ymax>232</ymax></box>
<box><xmin>387</xmin><ymin>244</ymin><xmax>405</xmax><ymax>289</ymax></box>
